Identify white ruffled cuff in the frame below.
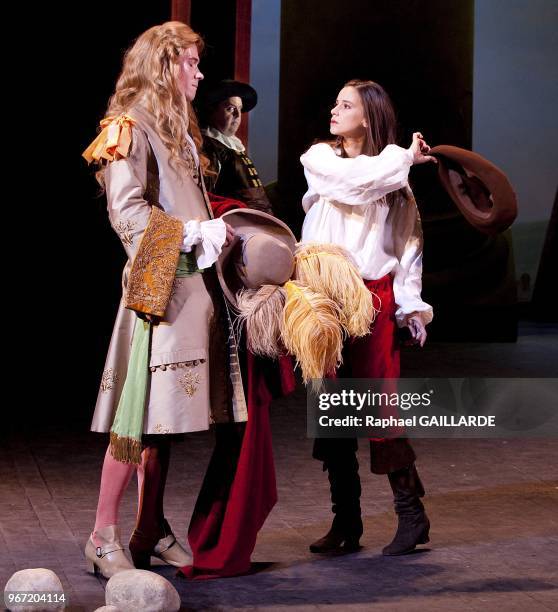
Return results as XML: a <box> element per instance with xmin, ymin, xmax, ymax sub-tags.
<box><xmin>195</xmin><ymin>218</ymin><xmax>227</xmax><ymax>269</ymax></box>
<box><xmin>181</xmin><ymin>220</ymin><xmax>203</xmax><ymax>253</ymax></box>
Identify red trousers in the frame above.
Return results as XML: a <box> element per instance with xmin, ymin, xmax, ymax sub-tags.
<box><xmin>313</xmin><ymin>274</ymin><xmax>416</xmax><ymax>474</ymax></box>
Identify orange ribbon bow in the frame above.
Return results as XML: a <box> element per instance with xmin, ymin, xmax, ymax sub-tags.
<box><xmin>82</xmin><ymin>114</ymin><xmax>136</xmax><ymax>163</ymax></box>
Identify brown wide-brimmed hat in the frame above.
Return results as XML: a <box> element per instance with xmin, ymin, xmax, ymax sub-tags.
<box><xmin>216</xmin><ymin>209</ymin><xmax>297</xmax><ymax>307</ymax></box>
<box><xmin>430</xmin><ymin>145</ymin><xmax>517</xmax><ymax>234</ymax></box>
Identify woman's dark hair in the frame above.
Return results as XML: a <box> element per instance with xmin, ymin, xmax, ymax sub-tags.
<box><xmin>342</xmin><ymin>79</ymin><xmax>397</xmax><ymax>156</ymax></box>
<box><xmin>331</xmin><ymin>79</ymin><xmax>409</xmax><ymax>205</ymax></box>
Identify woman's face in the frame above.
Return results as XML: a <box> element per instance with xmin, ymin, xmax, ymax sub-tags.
<box><xmin>330</xmin><ymin>86</ymin><xmax>367</xmax><ymax>138</ymax></box>
<box><xmin>209</xmin><ymin>96</ymin><xmax>243</xmax><ymax>137</ymax></box>
<box><xmin>176</xmin><ymin>45</ymin><xmax>204</xmax><ymax>101</ymax></box>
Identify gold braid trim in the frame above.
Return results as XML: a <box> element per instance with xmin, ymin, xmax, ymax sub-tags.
<box><xmin>82</xmin><ymin>114</ymin><xmax>136</xmax><ymax>163</ymax></box>
<box><xmin>125</xmin><ymin>207</ymin><xmax>183</xmax><ymax>317</ymax></box>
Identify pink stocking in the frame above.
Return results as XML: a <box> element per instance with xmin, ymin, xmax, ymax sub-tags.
<box><xmin>92</xmin><ymin>445</ymin><xmax>135</xmax><ymax>541</ymax></box>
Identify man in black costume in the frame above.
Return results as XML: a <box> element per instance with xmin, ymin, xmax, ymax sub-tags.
<box><xmin>198</xmin><ymin>79</ymin><xmax>274</xmax><ymax>215</ymax></box>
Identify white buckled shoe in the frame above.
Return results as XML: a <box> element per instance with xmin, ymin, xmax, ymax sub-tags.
<box><xmin>153</xmin><ymin>530</ymin><xmax>192</xmax><ymax>567</ymax></box>
<box><xmin>129</xmin><ymin>519</ymin><xmax>192</xmax><ymax>569</ymax></box>
<box><xmin>85</xmin><ymin>525</ymin><xmax>134</xmax><ymax>578</ymax></box>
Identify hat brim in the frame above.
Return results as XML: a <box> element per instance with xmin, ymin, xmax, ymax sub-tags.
<box><xmin>200</xmin><ymin>80</ymin><xmax>258</xmax><ymax>113</ymax></box>
<box><xmin>216</xmin><ymin>209</ymin><xmax>297</xmax><ymax>307</ymax></box>
<box><xmin>431</xmin><ymin>145</ymin><xmax>517</xmax><ymax>234</ymax></box>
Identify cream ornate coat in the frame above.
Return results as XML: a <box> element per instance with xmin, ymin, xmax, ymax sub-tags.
<box><xmin>91</xmin><ymin>105</ymin><xmax>247</xmax><ymax>435</ymax></box>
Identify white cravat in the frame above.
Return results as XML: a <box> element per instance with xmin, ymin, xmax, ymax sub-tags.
<box><xmin>202</xmin><ymin>126</ymin><xmax>246</xmax><ymax>153</ymax></box>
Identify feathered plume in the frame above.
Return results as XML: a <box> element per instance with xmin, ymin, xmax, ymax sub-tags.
<box><xmin>235</xmin><ymin>285</ymin><xmax>287</xmax><ymax>358</ymax></box>
<box><xmin>281</xmin><ymin>281</ymin><xmax>344</xmax><ymax>388</ymax></box>
<box><xmin>294</xmin><ymin>242</ymin><xmax>379</xmax><ymax>337</ymax></box>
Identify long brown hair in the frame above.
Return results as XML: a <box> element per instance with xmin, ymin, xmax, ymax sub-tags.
<box><xmin>333</xmin><ymin>79</ymin><xmax>408</xmax><ymax>205</ymax></box>
<box><xmin>98</xmin><ymin>21</ymin><xmax>210</xmax><ymax>183</ymax></box>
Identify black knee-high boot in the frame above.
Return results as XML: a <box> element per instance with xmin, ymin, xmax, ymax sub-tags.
<box><xmin>310</xmin><ymin>447</ymin><xmax>363</xmax><ymax>553</ymax></box>
<box><xmin>382</xmin><ymin>464</ymin><xmax>430</xmax><ymax>556</ymax></box>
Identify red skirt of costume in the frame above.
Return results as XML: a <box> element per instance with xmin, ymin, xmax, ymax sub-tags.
<box><xmin>179</xmin><ymin>193</ymin><xmax>295</xmax><ymax>579</ymax></box>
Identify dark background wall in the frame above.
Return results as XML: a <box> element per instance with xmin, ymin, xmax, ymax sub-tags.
<box><xmin>190</xmin><ymin>3</ymin><xmax>236</xmax><ymax>81</ymax></box>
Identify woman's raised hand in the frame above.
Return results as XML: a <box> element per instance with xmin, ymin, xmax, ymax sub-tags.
<box><xmin>409</xmin><ymin>132</ymin><xmax>437</xmax><ymax>165</ymax></box>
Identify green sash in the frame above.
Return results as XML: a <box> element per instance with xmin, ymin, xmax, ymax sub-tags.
<box><xmin>109</xmin><ymin>252</ymin><xmax>200</xmax><ymax>463</ymax></box>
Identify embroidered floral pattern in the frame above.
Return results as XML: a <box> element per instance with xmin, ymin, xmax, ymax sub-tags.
<box><xmin>125</xmin><ymin>207</ymin><xmax>183</xmax><ymax>317</ymax></box>
<box><xmin>178</xmin><ymin>368</ymin><xmax>201</xmax><ymax>397</ymax></box>
<box><xmin>170</xmin><ymin>278</ymin><xmax>183</xmax><ymax>300</ymax></box>
<box><xmin>113</xmin><ymin>219</ymin><xmax>137</xmax><ymax>247</ymax></box>
<box><xmin>100</xmin><ymin>368</ymin><xmax>118</xmax><ymax>392</ymax></box>
<box><xmin>184</xmin><ymin>144</ymin><xmax>199</xmax><ymax>184</ymax></box>
<box><xmin>154</xmin><ymin>423</ymin><xmax>171</xmax><ymax>434</ymax></box>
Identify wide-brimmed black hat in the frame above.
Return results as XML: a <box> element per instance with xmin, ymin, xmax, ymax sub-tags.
<box><xmin>198</xmin><ymin>79</ymin><xmax>258</xmax><ymax>113</ymax></box>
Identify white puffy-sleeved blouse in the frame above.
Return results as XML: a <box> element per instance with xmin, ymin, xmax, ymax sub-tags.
<box><xmin>300</xmin><ymin>142</ymin><xmax>433</xmax><ymax>327</ymax></box>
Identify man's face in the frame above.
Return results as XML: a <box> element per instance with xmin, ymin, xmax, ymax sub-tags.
<box><xmin>209</xmin><ymin>96</ymin><xmax>243</xmax><ymax>137</ymax></box>
<box><xmin>176</xmin><ymin>45</ymin><xmax>204</xmax><ymax>102</ymax></box>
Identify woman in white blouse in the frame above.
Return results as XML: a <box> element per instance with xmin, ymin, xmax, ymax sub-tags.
<box><xmin>301</xmin><ymin>80</ymin><xmax>436</xmax><ymax>556</ymax></box>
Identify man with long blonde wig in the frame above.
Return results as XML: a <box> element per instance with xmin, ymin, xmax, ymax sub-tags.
<box><xmin>83</xmin><ymin>21</ymin><xmax>253</xmax><ymax>578</ymax></box>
